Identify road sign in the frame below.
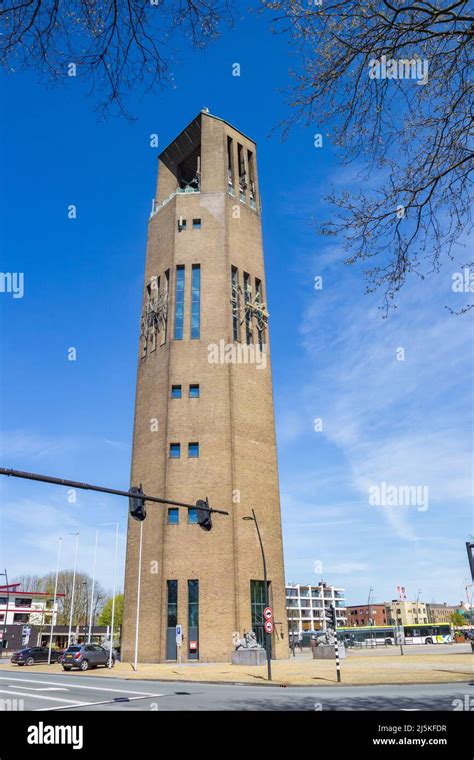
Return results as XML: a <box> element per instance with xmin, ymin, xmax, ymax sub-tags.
<box><xmin>176</xmin><ymin>625</ymin><xmax>183</xmax><ymax>646</ymax></box>
<box><xmin>189</xmin><ymin>640</ymin><xmax>197</xmax><ymax>650</ymax></box>
<box><xmin>264</xmin><ymin>620</ymin><xmax>274</xmax><ymax>634</ymax></box>
<box><xmin>263</xmin><ymin>607</ymin><xmax>273</xmax><ymax>621</ymax></box>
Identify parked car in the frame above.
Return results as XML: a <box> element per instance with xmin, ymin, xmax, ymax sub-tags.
<box><xmin>11</xmin><ymin>646</ymin><xmax>64</xmax><ymax>666</ymax></box>
<box><xmin>62</xmin><ymin>644</ymin><xmax>115</xmax><ymax>671</ymax></box>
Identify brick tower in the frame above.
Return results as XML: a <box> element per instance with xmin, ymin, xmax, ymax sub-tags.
<box><xmin>121</xmin><ymin>110</ymin><xmax>288</xmax><ymax>662</ymax></box>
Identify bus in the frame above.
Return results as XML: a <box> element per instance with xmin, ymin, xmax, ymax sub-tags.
<box><xmin>337</xmin><ymin>623</ymin><xmax>453</xmax><ymax>647</ymax></box>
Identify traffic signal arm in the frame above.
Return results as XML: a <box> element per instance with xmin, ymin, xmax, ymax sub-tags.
<box><xmin>0</xmin><ymin>468</ymin><xmax>229</xmax><ymax>516</ymax></box>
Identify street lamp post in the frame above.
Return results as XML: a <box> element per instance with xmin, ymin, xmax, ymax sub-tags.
<box><xmin>82</xmin><ymin>581</ymin><xmax>89</xmax><ymax>644</ymax></box>
<box><xmin>88</xmin><ymin>529</ymin><xmax>99</xmax><ymax>643</ymax></box>
<box><xmin>415</xmin><ymin>589</ymin><xmax>422</xmax><ymax>624</ymax></box>
<box><xmin>67</xmin><ymin>533</ymin><xmax>80</xmax><ymax>647</ymax></box>
<box><xmin>367</xmin><ymin>587</ymin><xmax>373</xmax><ymax>626</ymax></box>
<box><xmin>48</xmin><ymin>537</ymin><xmax>62</xmax><ymax>664</ymax></box>
<box><xmin>109</xmin><ymin>523</ymin><xmax>119</xmax><ymax>669</ymax></box>
<box><xmin>243</xmin><ymin>509</ymin><xmax>272</xmax><ymax>681</ymax></box>
<box><xmin>0</xmin><ymin>570</ymin><xmax>9</xmax><ymax>658</ymax></box>
<box><xmin>133</xmin><ymin>520</ymin><xmax>144</xmax><ymax>672</ymax></box>
<box><xmin>98</xmin><ymin>522</ymin><xmax>119</xmax><ymax>668</ymax></box>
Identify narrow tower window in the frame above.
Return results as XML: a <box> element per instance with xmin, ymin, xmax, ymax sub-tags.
<box><xmin>191</xmin><ymin>264</ymin><xmax>201</xmax><ymax>339</ymax></box>
<box><xmin>227</xmin><ymin>136</ymin><xmax>234</xmax><ymax>195</ymax></box>
<box><xmin>237</xmin><ymin>144</ymin><xmax>246</xmax><ymax>202</ymax></box>
<box><xmin>167</xmin><ymin>581</ymin><xmax>178</xmax><ymax>627</ymax></box>
<box><xmin>250</xmin><ymin>580</ymin><xmax>271</xmax><ymax>650</ymax></box>
<box><xmin>174</xmin><ymin>265</ymin><xmax>185</xmax><ymax>340</ymax></box>
<box><xmin>248</xmin><ymin>150</ymin><xmax>256</xmax><ymax>209</ymax></box>
<box><xmin>243</xmin><ymin>272</ymin><xmax>252</xmax><ymax>345</ymax></box>
<box><xmin>189</xmin><ymin>384</ymin><xmax>200</xmax><ymax>398</ymax></box>
<box><xmin>231</xmin><ymin>266</ymin><xmax>240</xmax><ymax>341</ymax></box>
<box><xmin>171</xmin><ymin>385</ymin><xmax>182</xmax><ymax>399</ymax></box>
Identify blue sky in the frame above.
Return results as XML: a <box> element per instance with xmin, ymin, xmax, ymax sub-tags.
<box><xmin>0</xmin><ymin>11</ymin><xmax>472</xmax><ymax>608</ymax></box>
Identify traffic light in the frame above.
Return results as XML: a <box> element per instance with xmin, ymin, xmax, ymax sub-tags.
<box><xmin>325</xmin><ymin>604</ymin><xmax>337</xmax><ymax>630</ymax></box>
<box><xmin>129</xmin><ymin>485</ymin><xmax>146</xmax><ymax>521</ymax></box>
<box><xmin>196</xmin><ymin>498</ymin><xmax>212</xmax><ymax>531</ymax></box>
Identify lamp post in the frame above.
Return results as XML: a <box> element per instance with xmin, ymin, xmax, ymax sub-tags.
<box><xmin>133</xmin><ymin>520</ymin><xmax>144</xmax><ymax>672</ymax></box>
<box><xmin>415</xmin><ymin>589</ymin><xmax>422</xmax><ymax>624</ymax></box>
<box><xmin>0</xmin><ymin>570</ymin><xmax>9</xmax><ymax>658</ymax></box>
<box><xmin>243</xmin><ymin>509</ymin><xmax>272</xmax><ymax>681</ymax></box>
<box><xmin>88</xmin><ymin>529</ymin><xmax>99</xmax><ymax>643</ymax></box>
<box><xmin>67</xmin><ymin>532</ymin><xmax>80</xmax><ymax>647</ymax></box>
<box><xmin>82</xmin><ymin>581</ymin><xmax>89</xmax><ymax>644</ymax></box>
<box><xmin>98</xmin><ymin>522</ymin><xmax>119</xmax><ymax>668</ymax></box>
<box><xmin>367</xmin><ymin>586</ymin><xmax>374</xmax><ymax>626</ymax></box>
<box><xmin>48</xmin><ymin>537</ymin><xmax>62</xmax><ymax>664</ymax></box>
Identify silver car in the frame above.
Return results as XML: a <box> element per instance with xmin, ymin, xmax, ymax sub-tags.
<box><xmin>62</xmin><ymin>644</ymin><xmax>115</xmax><ymax>671</ymax></box>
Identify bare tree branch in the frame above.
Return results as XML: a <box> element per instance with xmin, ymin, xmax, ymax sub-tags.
<box><xmin>0</xmin><ymin>0</ymin><xmax>235</xmax><ymax>118</ymax></box>
<box><xmin>261</xmin><ymin>0</ymin><xmax>474</xmax><ymax>312</ymax></box>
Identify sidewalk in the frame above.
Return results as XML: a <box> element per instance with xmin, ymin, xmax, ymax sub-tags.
<box><xmin>1</xmin><ymin>650</ymin><xmax>472</xmax><ymax>686</ymax></box>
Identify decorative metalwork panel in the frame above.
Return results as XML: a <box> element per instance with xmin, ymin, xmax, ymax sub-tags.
<box><xmin>140</xmin><ymin>281</ymin><xmax>168</xmax><ymax>356</ymax></box>
<box><xmin>231</xmin><ymin>282</ymin><xmax>269</xmax><ymax>340</ymax></box>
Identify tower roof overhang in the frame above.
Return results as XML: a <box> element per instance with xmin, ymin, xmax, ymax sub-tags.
<box><xmin>159</xmin><ymin>110</ymin><xmax>256</xmax><ymax>170</ymax></box>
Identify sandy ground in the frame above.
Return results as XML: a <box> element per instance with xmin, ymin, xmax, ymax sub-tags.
<box><xmin>1</xmin><ymin>648</ymin><xmax>472</xmax><ymax>687</ymax></box>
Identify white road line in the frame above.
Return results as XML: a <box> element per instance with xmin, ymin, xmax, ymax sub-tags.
<box><xmin>0</xmin><ymin>689</ymin><xmax>87</xmax><ymax>706</ymax></box>
<box><xmin>0</xmin><ymin>676</ymin><xmax>159</xmax><ymax>696</ymax></box>
<box><xmin>11</xmin><ymin>686</ymin><xmax>68</xmax><ymax>692</ymax></box>
<box><xmin>36</xmin><ymin>694</ymin><xmax>165</xmax><ymax>711</ymax></box>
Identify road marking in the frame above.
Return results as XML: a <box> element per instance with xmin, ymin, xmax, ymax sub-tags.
<box><xmin>0</xmin><ymin>676</ymin><xmax>160</xmax><ymax>696</ymax></box>
<box><xmin>10</xmin><ymin>686</ymin><xmax>69</xmax><ymax>692</ymax></box>
<box><xmin>0</xmin><ymin>689</ymin><xmax>87</xmax><ymax>706</ymax></box>
<box><xmin>36</xmin><ymin>694</ymin><xmax>165</xmax><ymax>711</ymax></box>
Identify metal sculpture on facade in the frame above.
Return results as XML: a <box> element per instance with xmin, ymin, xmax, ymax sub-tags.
<box><xmin>231</xmin><ymin>282</ymin><xmax>269</xmax><ymax>340</ymax></box>
<box><xmin>140</xmin><ymin>283</ymin><xmax>168</xmax><ymax>355</ymax></box>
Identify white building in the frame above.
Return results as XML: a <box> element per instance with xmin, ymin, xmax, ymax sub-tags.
<box><xmin>286</xmin><ymin>581</ymin><xmax>347</xmax><ymax>635</ymax></box>
<box><xmin>0</xmin><ymin>584</ymin><xmax>62</xmax><ymax>628</ymax></box>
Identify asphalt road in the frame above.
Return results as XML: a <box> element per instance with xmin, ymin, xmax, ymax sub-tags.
<box><xmin>0</xmin><ymin>671</ymin><xmax>471</xmax><ymax>711</ymax></box>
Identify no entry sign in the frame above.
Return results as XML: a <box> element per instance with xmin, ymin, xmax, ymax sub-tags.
<box><xmin>264</xmin><ymin>620</ymin><xmax>274</xmax><ymax>634</ymax></box>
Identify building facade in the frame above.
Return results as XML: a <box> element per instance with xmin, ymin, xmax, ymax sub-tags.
<box><xmin>122</xmin><ymin>111</ymin><xmax>288</xmax><ymax>663</ymax></box>
<box><xmin>386</xmin><ymin>599</ymin><xmax>429</xmax><ymax>626</ymax></box>
<box><xmin>345</xmin><ymin>603</ymin><xmax>389</xmax><ymax>627</ymax></box>
<box><xmin>0</xmin><ymin>584</ymin><xmax>62</xmax><ymax>629</ymax></box>
<box><xmin>286</xmin><ymin>582</ymin><xmax>347</xmax><ymax>634</ymax></box>
<box><xmin>426</xmin><ymin>603</ymin><xmax>458</xmax><ymax>624</ymax></box>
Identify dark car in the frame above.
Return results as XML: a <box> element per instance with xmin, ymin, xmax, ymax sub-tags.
<box><xmin>62</xmin><ymin>644</ymin><xmax>115</xmax><ymax>671</ymax></box>
<box><xmin>11</xmin><ymin>646</ymin><xmax>64</xmax><ymax>666</ymax></box>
